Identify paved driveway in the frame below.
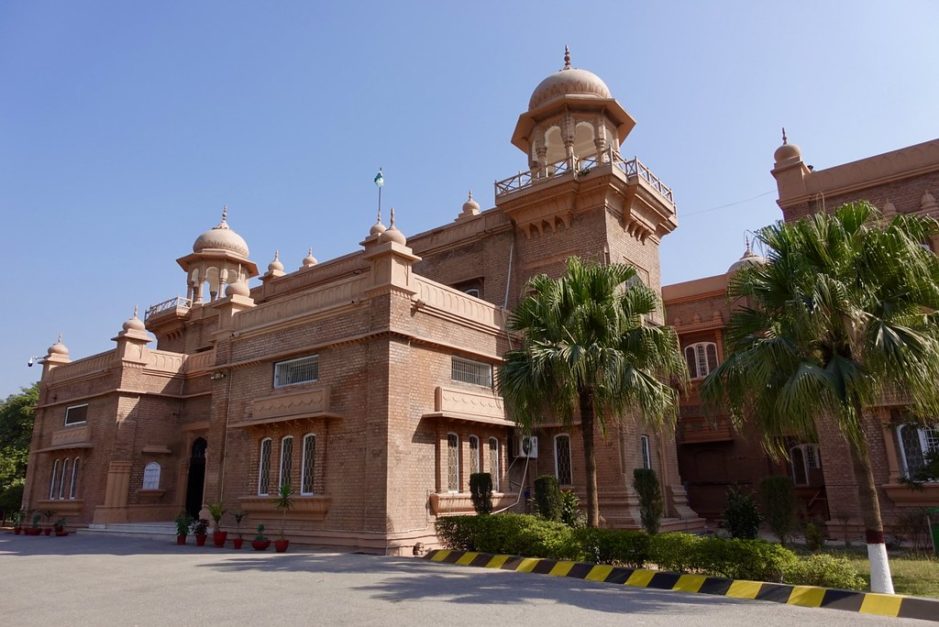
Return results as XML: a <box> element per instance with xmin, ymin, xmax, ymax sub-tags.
<box><xmin>0</xmin><ymin>533</ymin><xmax>919</xmax><ymax>626</ymax></box>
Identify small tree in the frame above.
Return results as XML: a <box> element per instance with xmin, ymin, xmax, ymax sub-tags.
<box><xmin>275</xmin><ymin>483</ymin><xmax>293</xmax><ymax>540</ymax></box>
<box><xmin>534</xmin><ymin>475</ymin><xmax>562</xmax><ymax>521</ymax></box>
<box><xmin>633</xmin><ymin>468</ymin><xmax>664</xmax><ymax>535</ymax></box>
<box><xmin>759</xmin><ymin>475</ymin><xmax>796</xmax><ymax>546</ymax></box>
<box><xmin>725</xmin><ymin>487</ymin><xmax>761</xmax><ymax>539</ymax></box>
<box><xmin>207</xmin><ymin>502</ymin><xmax>227</xmax><ymax>534</ymax></box>
<box><xmin>469</xmin><ymin>473</ymin><xmax>493</xmax><ymax>515</ymax></box>
<box><xmin>560</xmin><ymin>490</ymin><xmax>585</xmax><ymax>528</ymax></box>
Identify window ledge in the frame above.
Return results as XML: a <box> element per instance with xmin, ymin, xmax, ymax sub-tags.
<box><xmin>883</xmin><ymin>482</ymin><xmax>939</xmax><ymax>506</ymax></box>
<box><xmin>429</xmin><ymin>492</ymin><xmax>519</xmax><ymax>516</ymax></box>
<box><xmin>137</xmin><ymin>489</ymin><xmax>166</xmax><ymax>497</ymax></box>
<box><xmin>238</xmin><ymin>495</ymin><xmax>331</xmax><ymax>521</ymax></box>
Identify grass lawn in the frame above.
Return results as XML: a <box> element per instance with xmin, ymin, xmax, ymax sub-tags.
<box><xmin>834</xmin><ymin>550</ymin><xmax>939</xmax><ymax>598</ymax></box>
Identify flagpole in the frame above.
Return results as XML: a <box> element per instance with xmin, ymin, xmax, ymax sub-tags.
<box><xmin>374</xmin><ymin>167</ymin><xmax>384</xmax><ymax>224</ymax></box>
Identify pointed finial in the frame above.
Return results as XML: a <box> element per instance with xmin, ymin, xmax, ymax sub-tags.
<box><xmin>57</xmin><ymin>332</ymin><xmax>63</xmax><ymax>344</ymax></box>
<box><xmin>308</xmin><ymin>247</ymin><xmax>313</xmax><ymax>256</ymax></box>
<box><xmin>781</xmin><ymin>127</ymin><xmax>788</xmax><ymax>145</ymax></box>
<box><xmin>563</xmin><ymin>45</ymin><xmax>571</xmax><ymax>69</ymax></box>
<box><xmin>390</xmin><ymin>207</ymin><xmax>396</xmax><ymax>227</ymax></box>
<box><xmin>467</xmin><ymin>190</ymin><xmax>473</xmax><ymax>200</ymax></box>
<box><xmin>133</xmin><ymin>305</ymin><xmax>139</xmax><ymax>319</ymax></box>
<box><xmin>745</xmin><ymin>235</ymin><xmax>751</xmax><ymax>254</ymax></box>
<box><xmin>274</xmin><ymin>250</ymin><xmax>280</xmax><ymax>261</ymax></box>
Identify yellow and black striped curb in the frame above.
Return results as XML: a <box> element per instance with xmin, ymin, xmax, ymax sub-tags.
<box><xmin>424</xmin><ymin>549</ymin><xmax>939</xmax><ymax>622</ymax></box>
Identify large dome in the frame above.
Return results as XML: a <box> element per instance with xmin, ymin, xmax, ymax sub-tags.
<box><xmin>193</xmin><ymin>208</ymin><xmax>250</xmax><ymax>258</ymax></box>
<box><xmin>528</xmin><ymin>47</ymin><xmax>612</xmax><ymax>110</ymax></box>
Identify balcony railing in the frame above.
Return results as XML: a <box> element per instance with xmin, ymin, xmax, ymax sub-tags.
<box><xmin>494</xmin><ymin>149</ymin><xmax>675</xmax><ymax>208</ymax></box>
<box><xmin>145</xmin><ymin>296</ymin><xmax>192</xmax><ymax>321</ymax></box>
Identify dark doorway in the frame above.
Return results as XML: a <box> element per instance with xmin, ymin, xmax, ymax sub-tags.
<box><xmin>185</xmin><ymin>437</ymin><xmax>207</xmax><ymax>518</ymax></box>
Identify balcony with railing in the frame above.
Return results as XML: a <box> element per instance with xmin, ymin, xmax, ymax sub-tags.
<box><xmin>677</xmin><ymin>414</ymin><xmax>734</xmax><ymax>444</ymax></box>
<box><xmin>145</xmin><ymin>296</ymin><xmax>192</xmax><ymax>321</ymax></box>
<box><xmin>494</xmin><ymin>149</ymin><xmax>676</xmax><ymax>209</ymax></box>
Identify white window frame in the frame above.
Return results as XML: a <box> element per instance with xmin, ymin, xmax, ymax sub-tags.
<box><xmin>49</xmin><ymin>459</ymin><xmax>60</xmax><ymax>500</ymax></box>
<box><xmin>300</xmin><ymin>433</ymin><xmax>316</xmax><ymax>495</ymax></box>
<box><xmin>897</xmin><ymin>424</ymin><xmax>939</xmax><ymax>479</ymax></box>
<box><xmin>684</xmin><ymin>342</ymin><xmax>719</xmax><ymax>380</ymax></box>
<box><xmin>58</xmin><ymin>458</ymin><xmax>71</xmax><ymax>499</ymax></box>
<box><xmin>451</xmin><ymin>357</ymin><xmax>493</xmax><ymax>387</ymax></box>
<box><xmin>447</xmin><ymin>433</ymin><xmax>460</xmax><ymax>493</ymax></box>
<box><xmin>273</xmin><ymin>355</ymin><xmax>319</xmax><ymax>388</ymax></box>
<box><xmin>789</xmin><ymin>443</ymin><xmax>821</xmax><ymax>486</ymax></box>
<box><xmin>554</xmin><ymin>434</ymin><xmax>573</xmax><ymax>486</ymax></box>
<box><xmin>463</xmin><ymin>288</ymin><xmax>481</xmax><ymax>298</ymax></box>
<box><xmin>69</xmin><ymin>457</ymin><xmax>80</xmax><ymax>500</ymax></box>
<box><xmin>640</xmin><ymin>435</ymin><xmax>652</xmax><ymax>470</ymax></box>
<box><xmin>488</xmin><ymin>437</ymin><xmax>500</xmax><ymax>492</ymax></box>
<box><xmin>142</xmin><ymin>462</ymin><xmax>161</xmax><ymax>490</ymax></box>
<box><xmin>64</xmin><ymin>403</ymin><xmax>88</xmax><ymax>426</ymax></box>
<box><xmin>258</xmin><ymin>438</ymin><xmax>272</xmax><ymax>496</ymax></box>
<box><xmin>278</xmin><ymin>436</ymin><xmax>294</xmax><ymax>490</ymax></box>
<box><xmin>468</xmin><ymin>435</ymin><xmax>480</xmax><ymax>476</ymax></box>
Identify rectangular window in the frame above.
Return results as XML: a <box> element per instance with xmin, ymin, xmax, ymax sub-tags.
<box><xmin>258</xmin><ymin>439</ymin><xmax>272</xmax><ymax>496</ymax></box>
<box><xmin>279</xmin><ymin>437</ymin><xmax>294</xmax><ymax>490</ymax></box>
<box><xmin>58</xmin><ymin>459</ymin><xmax>71</xmax><ymax>499</ymax></box>
<box><xmin>274</xmin><ymin>355</ymin><xmax>319</xmax><ymax>388</ymax></box>
<box><xmin>451</xmin><ymin>357</ymin><xmax>492</xmax><ymax>387</ymax></box>
<box><xmin>640</xmin><ymin>435</ymin><xmax>652</xmax><ymax>470</ymax></box>
<box><xmin>469</xmin><ymin>436</ymin><xmax>480</xmax><ymax>475</ymax></box>
<box><xmin>49</xmin><ymin>459</ymin><xmax>60</xmax><ymax>499</ymax></box>
<box><xmin>64</xmin><ymin>404</ymin><xmax>88</xmax><ymax>426</ymax></box>
<box><xmin>447</xmin><ymin>433</ymin><xmax>460</xmax><ymax>492</ymax></box>
<box><xmin>69</xmin><ymin>458</ymin><xmax>80</xmax><ymax>499</ymax></box>
<box><xmin>555</xmin><ymin>435</ymin><xmax>573</xmax><ymax>485</ymax></box>
<box><xmin>488</xmin><ymin>438</ymin><xmax>500</xmax><ymax>492</ymax></box>
<box><xmin>301</xmin><ymin>434</ymin><xmax>316</xmax><ymax>495</ymax></box>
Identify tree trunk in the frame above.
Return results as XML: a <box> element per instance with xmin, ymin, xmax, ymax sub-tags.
<box><xmin>579</xmin><ymin>388</ymin><xmax>600</xmax><ymax>528</ymax></box>
<box><xmin>846</xmin><ymin>436</ymin><xmax>894</xmax><ymax>594</ymax></box>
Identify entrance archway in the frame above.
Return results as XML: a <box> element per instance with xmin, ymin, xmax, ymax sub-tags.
<box><xmin>185</xmin><ymin>437</ymin><xmax>207</xmax><ymax>518</ymax></box>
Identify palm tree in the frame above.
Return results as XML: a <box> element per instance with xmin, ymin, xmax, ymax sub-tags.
<box><xmin>499</xmin><ymin>257</ymin><xmax>687</xmax><ymax>528</ymax></box>
<box><xmin>702</xmin><ymin>202</ymin><xmax>939</xmax><ymax>593</ymax></box>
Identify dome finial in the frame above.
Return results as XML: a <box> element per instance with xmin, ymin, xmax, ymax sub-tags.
<box><xmin>781</xmin><ymin>127</ymin><xmax>788</xmax><ymax>145</ymax></box>
<box><xmin>563</xmin><ymin>45</ymin><xmax>571</xmax><ymax>70</ymax></box>
<box><xmin>274</xmin><ymin>249</ymin><xmax>280</xmax><ymax>261</ymax></box>
<box><xmin>217</xmin><ymin>205</ymin><xmax>230</xmax><ymax>229</ymax></box>
<box><xmin>133</xmin><ymin>305</ymin><xmax>139</xmax><ymax>319</ymax></box>
<box><xmin>744</xmin><ymin>234</ymin><xmax>751</xmax><ymax>254</ymax></box>
<box><xmin>390</xmin><ymin>207</ymin><xmax>396</xmax><ymax>228</ymax></box>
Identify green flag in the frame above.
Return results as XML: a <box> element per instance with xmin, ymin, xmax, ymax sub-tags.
<box><xmin>374</xmin><ymin>170</ymin><xmax>384</xmax><ymax>188</ymax></box>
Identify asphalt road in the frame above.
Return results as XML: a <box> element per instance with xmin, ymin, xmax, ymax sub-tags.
<box><xmin>0</xmin><ymin>533</ymin><xmax>921</xmax><ymax>626</ymax></box>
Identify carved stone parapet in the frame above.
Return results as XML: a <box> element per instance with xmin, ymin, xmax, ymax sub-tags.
<box><xmin>424</xmin><ymin>386</ymin><xmax>512</xmax><ymax>426</ymax></box>
<box><xmin>429</xmin><ymin>492</ymin><xmax>518</xmax><ymax>516</ymax></box>
<box><xmin>238</xmin><ymin>495</ymin><xmax>331</xmax><ymax>520</ymax></box>
<box><xmin>232</xmin><ymin>386</ymin><xmax>339</xmax><ymax>428</ymax></box>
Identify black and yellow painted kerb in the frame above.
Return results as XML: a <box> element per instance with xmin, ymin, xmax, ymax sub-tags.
<box><xmin>425</xmin><ymin>549</ymin><xmax>939</xmax><ymax>622</ymax></box>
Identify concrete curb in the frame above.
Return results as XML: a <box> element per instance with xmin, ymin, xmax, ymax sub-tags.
<box><xmin>424</xmin><ymin>549</ymin><xmax>939</xmax><ymax>622</ymax></box>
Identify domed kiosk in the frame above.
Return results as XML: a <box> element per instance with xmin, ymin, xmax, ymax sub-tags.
<box><xmin>176</xmin><ymin>207</ymin><xmax>259</xmax><ymax>304</ymax></box>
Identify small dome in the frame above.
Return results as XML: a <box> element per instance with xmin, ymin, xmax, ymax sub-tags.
<box><xmin>369</xmin><ymin>220</ymin><xmax>387</xmax><ymax>237</ymax></box>
<box><xmin>301</xmin><ymin>248</ymin><xmax>318</xmax><ymax>268</ymax></box>
<box><xmin>728</xmin><ymin>243</ymin><xmax>767</xmax><ymax>274</ymax></box>
<box><xmin>528</xmin><ymin>47</ymin><xmax>612</xmax><ymax>110</ymax></box>
<box><xmin>460</xmin><ymin>191</ymin><xmax>480</xmax><ymax>218</ymax></box>
<box><xmin>122</xmin><ymin>306</ymin><xmax>146</xmax><ymax>332</ymax></box>
<box><xmin>267</xmin><ymin>250</ymin><xmax>284</xmax><ymax>273</ymax></box>
<box><xmin>773</xmin><ymin>128</ymin><xmax>802</xmax><ymax>164</ymax></box>
<box><xmin>225</xmin><ymin>280</ymin><xmax>250</xmax><ymax>297</ymax></box>
<box><xmin>48</xmin><ymin>336</ymin><xmax>69</xmax><ymax>356</ymax></box>
<box><xmin>192</xmin><ymin>207</ymin><xmax>250</xmax><ymax>258</ymax></box>
<box><xmin>379</xmin><ymin>208</ymin><xmax>406</xmax><ymax>245</ymax></box>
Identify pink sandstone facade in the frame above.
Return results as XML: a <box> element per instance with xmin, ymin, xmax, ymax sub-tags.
<box><xmin>22</xmin><ymin>52</ymin><xmax>705</xmax><ymax>553</ymax></box>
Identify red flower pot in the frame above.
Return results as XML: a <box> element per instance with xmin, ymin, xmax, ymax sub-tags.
<box><xmin>232</xmin><ymin>538</ymin><xmax>244</xmax><ymax>550</ymax></box>
<box><xmin>27</xmin><ymin>528</ymin><xmax>40</xmax><ymax>536</ymax></box>
<box><xmin>176</xmin><ymin>534</ymin><xmax>187</xmax><ymax>545</ymax></box>
<box><xmin>43</xmin><ymin>528</ymin><xmax>52</xmax><ymax>536</ymax></box>
<box><xmin>212</xmin><ymin>531</ymin><xmax>228</xmax><ymax>548</ymax></box>
<box><xmin>251</xmin><ymin>540</ymin><xmax>270</xmax><ymax>551</ymax></box>
<box><xmin>13</xmin><ymin>527</ymin><xmax>21</xmax><ymax>535</ymax></box>
<box><xmin>274</xmin><ymin>539</ymin><xmax>290</xmax><ymax>553</ymax></box>
<box><xmin>195</xmin><ymin>533</ymin><xmax>208</xmax><ymax>547</ymax></box>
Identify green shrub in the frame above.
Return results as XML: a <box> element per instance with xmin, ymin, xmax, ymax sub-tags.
<box><xmin>435</xmin><ymin>514</ymin><xmax>577</xmax><ymax>559</ymax></box>
<box><xmin>559</xmin><ymin>490</ymin><xmax>585</xmax><ymax>529</ymax></box>
<box><xmin>695</xmin><ymin>537</ymin><xmax>796</xmax><ymax>582</ymax></box>
<box><xmin>633</xmin><ymin>468</ymin><xmax>664</xmax><ymax>535</ymax></box>
<box><xmin>804</xmin><ymin>521</ymin><xmax>825</xmax><ymax>552</ymax></box>
<box><xmin>435</xmin><ymin>516</ymin><xmax>481</xmax><ymax>551</ymax></box>
<box><xmin>783</xmin><ymin>554</ymin><xmax>865</xmax><ymax>590</ymax></box>
<box><xmin>534</xmin><ymin>475</ymin><xmax>562</xmax><ymax>522</ymax></box>
<box><xmin>648</xmin><ymin>532</ymin><xmax>703</xmax><ymax>573</ymax></box>
<box><xmin>759</xmin><ymin>475</ymin><xmax>796</xmax><ymax>546</ymax></box>
<box><xmin>725</xmin><ymin>487</ymin><xmax>761</xmax><ymax>539</ymax></box>
<box><xmin>469</xmin><ymin>473</ymin><xmax>493</xmax><ymax>515</ymax></box>
<box><xmin>576</xmin><ymin>528</ymin><xmax>650</xmax><ymax>568</ymax></box>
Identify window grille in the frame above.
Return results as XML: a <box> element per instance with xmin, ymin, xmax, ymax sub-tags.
<box><xmin>69</xmin><ymin>458</ymin><xmax>80</xmax><ymax>499</ymax></box>
<box><xmin>555</xmin><ymin>435</ymin><xmax>572</xmax><ymax>485</ymax></box>
<box><xmin>451</xmin><ymin>357</ymin><xmax>492</xmax><ymax>387</ymax></box>
<box><xmin>789</xmin><ymin>443</ymin><xmax>821</xmax><ymax>486</ymax></box>
<box><xmin>64</xmin><ymin>404</ymin><xmax>88</xmax><ymax>426</ymax></box>
<box><xmin>58</xmin><ymin>459</ymin><xmax>71</xmax><ymax>499</ymax></box>
<box><xmin>258</xmin><ymin>438</ymin><xmax>272</xmax><ymax>495</ymax></box>
<box><xmin>142</xmin><ymin>462</ymin><xmax>161</xmax><ymax>490</ymax></box>
<box><xmin>279</xmin><ymin>436</ymin><xmax>294</xmax><ymax>490</ymax></box>
<box><xmin>49</xmin><ymin>459</ymin><xmax>59</xmax><ymax>499</ymax></box>
<box><xmin>684</xmin><ymin>343</ymin><xmax>719</xmax><ymax>380</ymax></box>
<box><xmin>469</xmin><ymin>436</ymin><xmax>480</xmax><ymax>475</ymax></box>
<box><xmin>897</xmin><ymin>425</ymin><xmax>939</xmax><ymax>479</ymax></box>
<box><xmin>301</xmin><ymin>434</ymin><xmax>316</xmax><ymax>495</ymax></box>
<box><xmin>274</xmin><ymin>355</ymin><xmax>319</xmax><ymax>388</ymax></box>
<box><xmin>488</xmin><ymin>438</ymin><xmax>500</xmax><ymax>491</ymax></box>
<box><xmin>447</xmin><ymin>433</ymin><xmax>460</xmax><ymax>492</ymax></box>
<box><xmin>640</xmin><ymin>435</ymin><xmax>652</xmax><ymax>470</ymax></box>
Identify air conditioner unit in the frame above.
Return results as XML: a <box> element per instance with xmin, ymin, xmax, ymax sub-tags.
<box><xmin>515</xmin><ymin>435</ymin><xmax>539</xmax><ymax>458</ymax></box>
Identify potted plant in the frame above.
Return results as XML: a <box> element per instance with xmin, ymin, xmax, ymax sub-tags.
<box><xmin>175</xmin><ymin>512</ymin><xmax>192</xmax><ymax>545</ymax></box>
<box><xmin>41</xmin><ymin>509</ymin><xmax>55</xmax><ymax>535</ymax></box>
<box><xmin>251</xmin><ymin>523</ymin><xmax>270</xmax><ymax>551</ymax></box>
<box><xmin>192</xmin><ymin>518</ymin><xmax>209</xmax><ymax>546</ymax></box>
<box><xmin>208</xmin><ymin>502</ymin><xmax>227</xmax><ymax>547</ymax></box>
<box><xmin>274</xmin><ymin>483</ymin><xmax>293</xmax><ymax>553</ymax></box>
<box><xmin>53</xmin><ymin>517</ymin><xmax>68</xmax><ymax>536</ymax></box>
<box><xmin>232</xmin><ymin>512</ymin><xmax>246</xmax><ymax>549</ymax></box>
<box><xmin>28</xmin><ymin>512</ymin><xmax>41</xmax><ymax>536</ymax></box>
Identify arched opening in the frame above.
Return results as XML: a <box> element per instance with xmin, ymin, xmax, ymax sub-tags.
<box><xmin>185</xmin><ymin>437</ymin><xmax>208</xmax><ymax>518</ymax></box>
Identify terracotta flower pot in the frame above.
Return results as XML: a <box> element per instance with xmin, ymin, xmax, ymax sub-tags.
<box><xmin>176</xmin><ymin>534</ymin><xmax>187</xmax><ymax>545</ymax></box>
<box><xmin>251</xmin><ymin>539</ymin><xmax>270</xmax><ymax>551</ymax></box>
<box><xmin>43</xmin><ymin>528</ymin><xmax>52</xmax><ymax>536</ymax></box>
<box><xmin>195</xmin><ymin>533</ymin><xmax>208</xmax><ymax>547</ymax></box>
<box><xmin>274</xmin><ymin>539</ymin><xmax>290</xmax><ymax>553</ymax></box>
<box><xmin>212</xmin><ymin>531</ymin><xmax>228</xmax><ymax>547</ymax></box>
<box><xmin>232</xmin><ymin>538</ymin><xmax>244</xmax><ymax>549</ymax></box>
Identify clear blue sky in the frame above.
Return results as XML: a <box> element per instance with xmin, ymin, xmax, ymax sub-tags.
<box><xmin>2</xmin><ymin>1</ymin><xmax>938</xmax><ymax>397</ymax></box>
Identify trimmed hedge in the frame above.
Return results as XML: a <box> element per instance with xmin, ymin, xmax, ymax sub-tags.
<box><xmin>433</xmin><ymin>515</ymin><xmax>863</xmax><ymax>589</ymax></box>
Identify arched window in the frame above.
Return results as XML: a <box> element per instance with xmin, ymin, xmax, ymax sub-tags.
<box><xmin>789</xmin><ymin>443</ymin><xmax>821</xmax><ymax>486</ymax></box>
<box><xmin>59</xmin><ymin>459</ymin><xmax>71</xmax><ymax>499</ymax></box>
<box><xmin>49</xmin><ymin>459</ymin><xmax>60</xmax><ymax>500</ymax></box>
<box><xmin>69</xmin><ymin>458</ymin><xmax>80</xmax><ymax>499</ymax></box>
<box><xmin>555</xmin><ymin>434</ymin><xmax>572</xmax><ymax>485</ymax></box>
<box><xmin>640</xmin><ymin>435</ymin><xmax>652</xmax><ymax>470</ymax></box>
<box><xmin>468</xmin><ymin>436</ymin><xmax>480</xmax><ymax>475</ymax></box>
<box><xmin>447</xmin><ymin>433</ymin><xmax>460</xmax><ymax>493</ymax></box>
<box><xmin>488</xmin><ymin>438</ymin><xmax>500</xmax><ymax>492</ymax></box>
<box><xmin>279</xmin><ymin>436</ymin><xmax>294</xmax><ymax>490</ymax></box>
<box><xmin>258</xmin><ymin>438</ymin><xmax>272</xmax><ymax>496</ymax></box>
<box><xmin>684</xmin><ymin>342</ymin><xmax>719</xmax><ymax>379</ymax></box>
<box><xmin>301</xmin><ymin>434</ymin><xmax>316</xmax><ymax>495</ymax></box>
<box><xmin>142</xmin><ymin>462</ymin><xmax>161</xmax><ymax>490</ymax></box>
<box><xmin>897</xmin><ymin>424</ymin><xmax>939</xmax><ymax>479</ymax></box>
